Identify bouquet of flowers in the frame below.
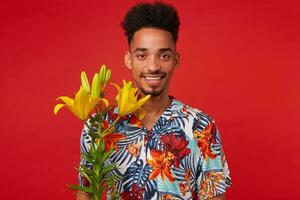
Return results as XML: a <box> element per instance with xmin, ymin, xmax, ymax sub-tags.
<box><xmin>54</xmin><ymin>65</ymin><xmax>150</xmax><ymax>200</ymax></box>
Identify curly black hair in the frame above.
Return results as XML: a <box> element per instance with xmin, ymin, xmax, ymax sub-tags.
<box><xmin>121</xmin><ymin>1</ymin><xmax>180</xmax><ymax>44</ymax></box>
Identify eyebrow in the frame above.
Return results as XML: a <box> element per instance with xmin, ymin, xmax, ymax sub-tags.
<box><xmin>133</xmin><ymin>48</ymin><xmax>147</xmax><ymax>53</ymax></box>
<box><xmin>133</xmin><ymin>48</ymin><xmax>174</xmax><ymax>53</ymax></box>
<box><xmin>159</xmin><ymin>48</ymin><xmax>174</xmax><ymax>53</ymax></box>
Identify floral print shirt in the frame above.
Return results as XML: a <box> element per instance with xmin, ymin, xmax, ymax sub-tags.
<box><xmin>79</xmin><ymin>99</ymin><xmax>232</xmax><ymax>199</ymax></box>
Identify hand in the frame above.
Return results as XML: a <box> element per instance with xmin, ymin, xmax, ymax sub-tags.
<box><xmin>76</xmin><ymin>191</ymin><xmax>90</xmax><ymax>200</ymax></box>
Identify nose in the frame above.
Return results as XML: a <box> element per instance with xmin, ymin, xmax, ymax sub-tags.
<box><xmin>147</xmin><ymin>55</ymin><xmax>161</xmax><ymax>73</ymax></box>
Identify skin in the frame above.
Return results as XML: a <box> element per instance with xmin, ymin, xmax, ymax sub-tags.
<box><xmin>76</xmin><ymin>28</ymin><xmax>226</xmax><ymax>200</ymax></box>
<box><xmin>124</xmin><ymin>28</ymin><xmax>179</xmax><ymax>130</ymax></box>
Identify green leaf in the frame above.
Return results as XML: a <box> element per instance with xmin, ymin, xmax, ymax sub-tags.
<box><xmin>69</xmin><ymin>184</ymin><xmax>93</xmax><ymax>193</ymax></box>
<box><xmin>99</xmin><ymin>148</ymin><xmax>113</xmax><ymax>165</ymax></box>
<box><xmin>81</xmin><ymin>153</ymin><xmax>93</xmax><ymax>164</ymax></box>
<box><xmin>88</xmin><ymin>131</ymin><xmax>101</xmax><ymax>140</ymax></box>
<box><xmin>78</xmin><ymin>170</ymin><xmax>92</xmax><ymax>185</ymax></box>
<box><xmin>80</xmin><ymin>165</ymin><xmax>95</xmax><ymax>177</ymax></box>
<box><xmin>99</xmin><ymin>163</ymin><xmax>115</xmax><ymax>180</ymax></box>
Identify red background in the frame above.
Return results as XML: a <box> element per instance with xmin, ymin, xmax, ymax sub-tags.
<box><xmin>0</xmin><ymin>0</ymin><xmax>299</xmax><ymax>199</ymax></box>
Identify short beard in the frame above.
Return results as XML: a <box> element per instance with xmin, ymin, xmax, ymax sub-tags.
<box><xmin>141</xmin><ymin>88</ymin><xmax>163</xmax><ymax>97</ymax></box>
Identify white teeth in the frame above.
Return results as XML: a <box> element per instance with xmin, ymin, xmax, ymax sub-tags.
<box><xmin>145</xmin><ymin>76</ymin><xmax>161</xmax><ymax>80</ymax></box>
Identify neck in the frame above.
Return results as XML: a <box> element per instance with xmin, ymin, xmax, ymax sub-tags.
<box><xmin>141</xmin><ymin>93</ymin><xmax>171</xmax><ymax>130</ymax></box>
<box><xmin>143</xmin><ymin>93</ymin><xmax>171</xmax><ymax>116</ymax></box>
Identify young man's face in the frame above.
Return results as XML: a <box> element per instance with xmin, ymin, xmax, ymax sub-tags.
<box><xmin>124</xmin><ymin>28</ymin><xmax>179</xmax><ymax>98</ymax></box>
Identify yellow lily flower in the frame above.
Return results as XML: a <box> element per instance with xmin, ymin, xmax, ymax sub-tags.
<box><xmin>112</xmin><ymin>80</ymin><xmax>151</xmax><ymax>119</ymax></box>
<box><xmin>81</xmin><ymin>71</ymin><xmax>91</xmax><ymax>93</ymax></box>
<box><xmin>98</xmin><ymin>64</ymin><xmax>111</xmax><ymax>88</ymax></box>
<box><xmin>81</xmin><ymin>65</ymin><xmax>111</xmax><ymax>99</ymax></box>
<box><xmin>91</xmin><ymin>73</ymin><xmax>100</xmax><ymax>99</ymax></box>
<box><xmin>81</xmin><ymin>71</ymin><xmax>102</xmax><ymax>98</ymax></box>
<box><xmin>80</xmin><ymin>70</ymin><xmax>109</xmax><ymax>105</ymax></box>
<box><xmin>54</xmin><ymin>87</ymin><xmax>101</xmax><ymax>121</ymax></box>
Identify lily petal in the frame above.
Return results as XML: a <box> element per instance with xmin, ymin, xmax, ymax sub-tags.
<box><xmin>73</xmin><ymin>87</ymin><xmax>89</xmax><ymax>108</ymax></box>
<box><xmin>81</xmin><ymin>71</ymin><xmax>91</xmax><ymax>93</ymax></box>
<box><xmin>137</xmin><ymin>95</ymin><xmax>151</xmax><ymax>107</ymax></box>
<box><xmin>111</xmin><ymin>82</ymin><xmax>121</xmax><ymax>93</ymax></box>
<box><xmin>54</xmin><ymin>103</ymin><xmax>65</xmax><ymax>114</ymax></box>
<box><xmin>111</xmin><ymin>82</ymin><xmax>121</xmax><ymax>102</ymax></box>
<box><xmin>138</xmin><ymin>108</ymin><xmax>146</xmax><ymax>120</ymax></box>
<box><xmin>54</xmin><ymin>84</ymin><xmax>101</xmax><ymax>121</ymax></box>
<box><xmin>99</xmin><ymin>64</ymin><xmax>107</xmax><ymax>83</ymax></box>
<box><xmin>105</xmin><ymin>69</ymin><xmax>111</xmax><ymax>83</ymax></box>
<box><xmin>91</xmin><ymin>73</ymin><xmax>100</xmax><ymax>98</ymax></box>
<box><xmin>100</xmin><ymin>98</ymin><xmax>109</xmax><ymax>107</ymax></box>
<box><xmin>57</xmin><ymin>96</ymin><xmax>74</xmax><ymax>106</ymax></box>
<box><xmin>113</xmin><ymin>80</ymin><xmax>150</xmax><ymax>118</ymax></box>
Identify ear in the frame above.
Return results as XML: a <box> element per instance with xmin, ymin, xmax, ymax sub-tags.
<box><xmin>124</xmin><ymin>51</ymin><xmax>132</xmax><ymax>69</ymax></box>
<box><xmin>175</xmin><ymin>52</ymin><xmax>180</xmax><ymax>67</ymax></box>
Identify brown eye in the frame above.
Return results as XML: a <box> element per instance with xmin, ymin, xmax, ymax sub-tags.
<box><xmin>160</xmin><ymin>53</ymin><xmax>171</xmax><ymax>60</ymax></box>
<box><xmin>136</xmin><ymin>54</ymin><xmax>146</xmax><ymax>60</ymax></box>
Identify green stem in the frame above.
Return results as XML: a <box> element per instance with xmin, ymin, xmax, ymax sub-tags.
<box><xmin>101</xmin><ymin>116</ymin><xmax>120</xmax><ymax>137</ymax></box>
<box><xmin>92</xmin><ymin>193</ymin><xmax>99</xmax><ymax>200</ymax></box>
<box><xmin>82</xmin><ymin>110</ymin><xmax>120</xmax><ymax>199</ymax></box>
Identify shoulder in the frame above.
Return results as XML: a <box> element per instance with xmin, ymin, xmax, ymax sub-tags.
<box><xmin>172</xmin><ymin>99</ymin><xmax>222</xmax><ymax>143</ymax></box>
<box><xmin>171</xmin><ymin>99</ymin><xmax>215</xmax><ymax>126</ymax></box>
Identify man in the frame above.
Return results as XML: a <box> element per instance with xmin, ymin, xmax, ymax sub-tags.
<box><xmin>77</xmin><ymin>2</ymin><xmax>231</xmax><ymax>200</ymax></box>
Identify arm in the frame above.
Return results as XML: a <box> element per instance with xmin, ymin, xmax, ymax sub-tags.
<box><xmin>76</xmin><ymin>191</ymin><xmax>90</xmax><ymax>200</ymax></box>
<box><xmin>193</xmin><ymin>115</ymin><xmax>232</xmax><ymax>200</ymax></box>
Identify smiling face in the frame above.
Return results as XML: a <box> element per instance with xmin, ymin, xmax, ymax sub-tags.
<box><xmin>124</xmin><ymin>28</ymin><xmax>180</xmax><ymax>98</ymax></box>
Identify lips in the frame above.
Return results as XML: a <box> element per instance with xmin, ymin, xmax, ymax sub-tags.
<box><xmin>141</xmin><ymin>74</ymin><xmax>166</xmax><ymax>86</ymax></box>
<box><xmin>144</xmin><ymin>75</ymin><xmax>163</xmax><ymax>80</ymax></box>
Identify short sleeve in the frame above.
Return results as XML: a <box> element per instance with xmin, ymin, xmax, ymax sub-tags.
<box><xmin>194</xmin><ymin>117</ymin><xmax>232</xmax><ymax>199</ymax></box>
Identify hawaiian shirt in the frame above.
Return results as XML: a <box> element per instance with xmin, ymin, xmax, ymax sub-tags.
<box><xmin>79</xmin><ymin>98</ymin><xmax>232</xmax><ymax>199</ymax></box>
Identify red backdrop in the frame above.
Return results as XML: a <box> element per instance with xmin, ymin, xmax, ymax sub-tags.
<box><xmin>0</xmin><ymin>0</ymin><xmax>299</xmax><ymax>199</ymax></box>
